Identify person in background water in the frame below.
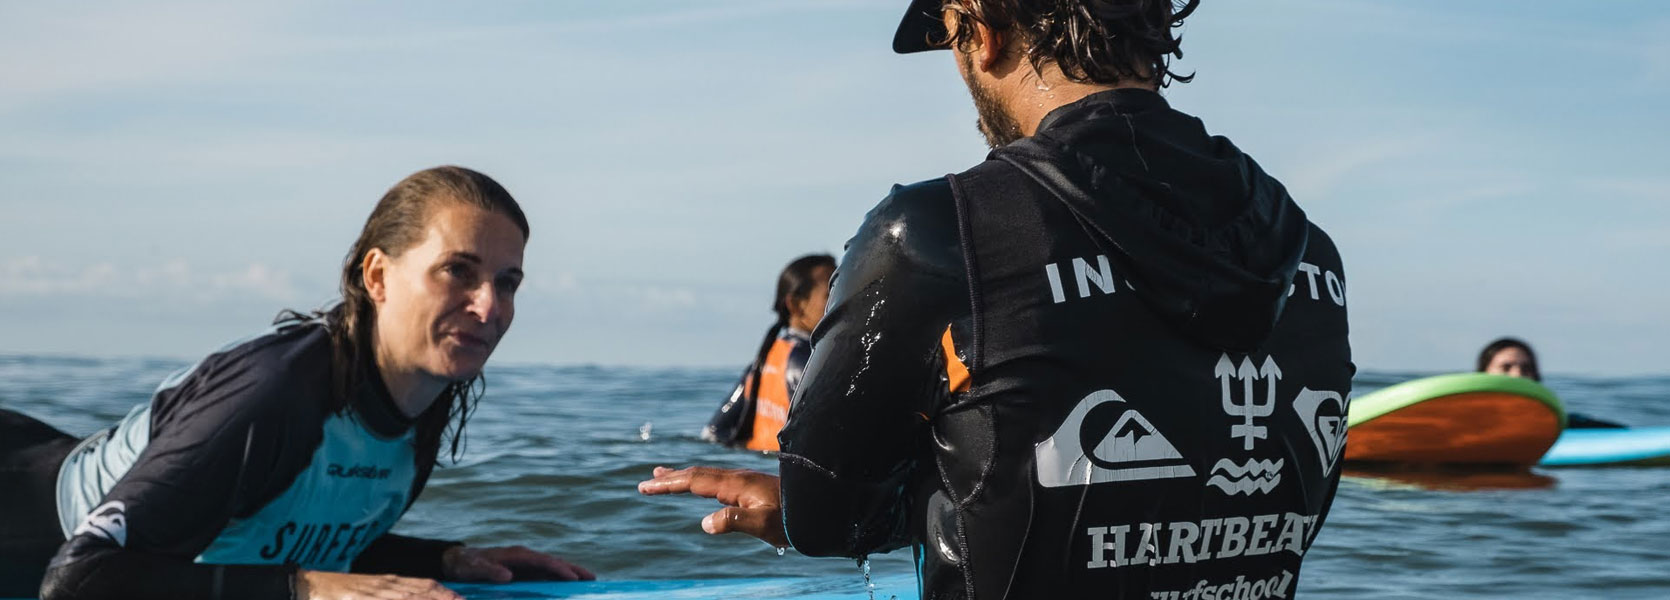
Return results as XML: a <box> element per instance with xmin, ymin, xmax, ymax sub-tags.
<box><xmin>0</xmin><ymin>166</ymin><xmax>593</xmax><ymax>600</ymax></box>
<box><xmin>643</xmin><ymin>1</ymin><xmax>1355</xmax><ymax>598</ymax></box>
<box><xmin>701</xmin><ymin>254</ymin><xmax>836</xmax><ymax>452</ymax></box>
<box><xmin>1478</xmin><ymin>337</ymin><xmax>1624</xmax><ymax>429</ymax></box>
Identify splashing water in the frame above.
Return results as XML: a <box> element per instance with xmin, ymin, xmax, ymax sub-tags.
<box><xmin>776</xmin><ymin>546</ymin><xmax>787</xmax><ymax>557</ymax></box>
<box><xmin>861</xmin><ymin>558</ymin><xmax>875</xmax><ymax>600</ymax></box>
<box><xmin>637</xmin><ymin>421</ymin><xmax>653</xmax><ymax>441</ymax></box>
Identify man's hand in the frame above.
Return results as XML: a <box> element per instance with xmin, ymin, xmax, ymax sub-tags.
<box><xmin>440</xmin><ymin>545</ymin><xmax>596</xmax><ymax>583</ymax></box>
<box><xmin>637</xmin><ymin>466</ymin><xmax>788</xmax><ymax>548</ymax></box>
<box><xmin>296</xmin><ymin>570</ymin><xmax>461</xmax><ymax>600</ymax></box>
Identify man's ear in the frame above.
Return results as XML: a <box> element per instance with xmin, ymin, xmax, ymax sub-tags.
<box><xmin>363</xmin><ymin>248</ymin><xmax>389</xmax><ymax>303</ymax></box>
<box><xmin>972</xmin><ymin>18</ymin><xmax>1006</xmax><ymax>71</ymax></box>
<box><xmin>942</xmin><ymin>7</ymin><xmax>1006</xmax><ymax>72</ymax></box>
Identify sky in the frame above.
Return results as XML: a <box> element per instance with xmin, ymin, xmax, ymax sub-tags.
<box><xmin>1</xmin><ymin>1</ymin><xmax>1666</xmax><ymax>376</ymax></box>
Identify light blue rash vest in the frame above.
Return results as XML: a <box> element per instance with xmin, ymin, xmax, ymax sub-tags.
<box><xmin>53</xmin><ymin>320</ymin><xmax>430</xmax><ymax>571</ymax></box>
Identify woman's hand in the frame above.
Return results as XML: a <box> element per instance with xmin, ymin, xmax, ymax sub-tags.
<box><xmin>636</xmin><ymin>466</ymin><xmax>788</xmax><ymax>548</ymax></box>
<box><xmin>441</xmin><ymin>545</ymin><xmax>596</xmax><ymax>582</ymax></box>
<box><xmin>295</xmin><ymin>570</ymin><xmax>461</xmax><ymax>600</ymax></box>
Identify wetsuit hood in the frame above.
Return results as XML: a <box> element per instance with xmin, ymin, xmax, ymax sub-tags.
<box><xmin>992</xmin><ymin>88</ymin><xmax>1309</xmax><ymax>352</ymax></box>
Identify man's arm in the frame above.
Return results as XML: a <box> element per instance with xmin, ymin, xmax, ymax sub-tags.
<box><xmin>777</xmin><ymin>179</ymin><xmax>967</xmax><ymax>557</ymax></box>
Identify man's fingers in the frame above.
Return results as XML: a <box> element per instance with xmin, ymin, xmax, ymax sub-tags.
<box><xmin>700</xmin><ymin>506</ymin><xmax>787</xmax><ymax>547</ymax></box>
<box><xmin>638</xmin><ymin>466</ymin><xmax>737</xmax><ymax>501</ymax></box>
<box><xmin>637</xmin><ymin>467</ymin><xmax>696</xmax><ymax>496</ymax></box>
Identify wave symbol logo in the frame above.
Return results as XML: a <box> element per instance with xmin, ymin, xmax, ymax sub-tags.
<box><xmin>1206</xmin><ymin>458</ymin><xmax>1284</xmax><ymax>495</ymax></box>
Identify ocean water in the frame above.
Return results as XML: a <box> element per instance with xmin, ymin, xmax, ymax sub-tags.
<box><xmin>2</xmin><ymin>355</ymin><xmax>1668</xmax><ymax>598</ymax></box>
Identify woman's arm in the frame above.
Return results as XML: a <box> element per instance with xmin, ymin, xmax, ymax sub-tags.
<box><xmin>41</xmin><ymin>345</ymin><xmax>321</xmax><ymax>599</ymax></box>
<box><xmin>39</xmin><ymin>330</ymin><xmax>471</xmax><ymax>600</ymax></box>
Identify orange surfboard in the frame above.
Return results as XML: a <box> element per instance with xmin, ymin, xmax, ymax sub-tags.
<box><xmin>1344</xmin><ymin>373</ymin><xmax>1565</xmax><ymax>465</ymax></box>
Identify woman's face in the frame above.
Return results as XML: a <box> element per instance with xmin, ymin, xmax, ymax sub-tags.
<box><xmin>368</xmin><ymin>202</ymin><xmax>526</xmax><ymax>382</ymax></box>
<box><xmin>1485</xmin><ymin>347</ymin><xmax>1536</xmax><ymax>380</ymax></box>
<box><xmin>789</xmin><ymin>265</ymin><xmax>833</xmax><ymax>332</ymax></box>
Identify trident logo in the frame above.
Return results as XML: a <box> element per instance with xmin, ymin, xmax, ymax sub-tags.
<box><xmin>1216</xmin><ymin>354</ymin><xmax>1281</xmax><ymax>450</ymax></box>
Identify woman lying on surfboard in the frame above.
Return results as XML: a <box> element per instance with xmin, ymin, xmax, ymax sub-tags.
<box><xmin>0</xmin><ymin>166</ymin><xmax>593</xmax><ymax>600</ymax></box>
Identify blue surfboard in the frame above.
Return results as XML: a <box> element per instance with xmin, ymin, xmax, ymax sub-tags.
<box><xmin>451</xmin><ymin>573</ymin><xmax>920</xmax><ymax>600</ymax></box>
<box><xmin>1539</xmin><ymin>426</ymin><xmax>1670</xmax><ymax>467</ymax></box>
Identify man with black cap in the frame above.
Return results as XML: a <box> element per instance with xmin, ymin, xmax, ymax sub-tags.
<box><xmin>641</xmin><ymin>1</ymin><xmax>1354</xmax><ymax>597</ymax></box>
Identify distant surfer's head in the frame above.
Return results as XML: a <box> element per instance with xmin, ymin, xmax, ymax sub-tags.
<box><xmin>775</xmin><ymin>254</ymin><xmax>836</xmax><ymax>333</ymax></box>
<box><xmin>1477</xmin><ymin>337</ymin><xmax>1540</xmax><ymax>382</ymax></box>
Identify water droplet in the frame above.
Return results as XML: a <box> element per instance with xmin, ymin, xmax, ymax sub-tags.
<box><xmin>775</xmin><ymin>546</ymin><xmax>787</xmax><ymax>556</ymax></box>
<box><xmin>860</xmin><ymin>558</ymin><xmax>875</xmax><ymax>600</ymax></box>
<box><xmin>638</xmin><ymin>421</ymin><xmax>653</xmax><ymax>441</ymax></box>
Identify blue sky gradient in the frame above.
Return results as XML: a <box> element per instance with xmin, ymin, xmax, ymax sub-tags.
<box><xmin>2</xmin><ymin>1</ymin><xmax>1666</xmax><ymax>375</ymax></box>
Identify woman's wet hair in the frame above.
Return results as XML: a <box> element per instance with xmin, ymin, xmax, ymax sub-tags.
<box><xmin>1476</xmin><ymin>337</ymin><xmax>1541</xmax><ymax>382</ymax></box>
<box><xmin>745</xmin><ymin>254</ymin><xmax>836</xmax><ymax>401</ymax></box>
<box><xmin>281</xmin><ymin>165</ymin><xmax>529</xmax><ymax>464</ymax></box>
<box><xmin>939</xmin><ymin>0</ymin><xmax>1199</xmax><ymax>88</ymax></box>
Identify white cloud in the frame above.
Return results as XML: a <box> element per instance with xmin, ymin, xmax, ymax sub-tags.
<box><xmin>0</xmin><ymin>256</ymin><xmax>299</xmax><ymax>303</ymax></box>
<box><xmin>209</xmin><ymin>263</ymin><xmax>298</xmax><ymax>302</ymax></box>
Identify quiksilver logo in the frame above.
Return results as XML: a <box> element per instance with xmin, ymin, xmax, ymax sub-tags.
<box><xmin>326</xmin><ymin>464</ymin><xmax>392</xmax><ymax>480</ymax></box>
<box><xmin>1035</xmin><ymin>389</ymin><xmax>1195</xmax><ymax>487</ymax></box>
<box><xmin>73</xmin><ymin>501</ymin><xmax>128</xmax><ymax>547</ymax></box>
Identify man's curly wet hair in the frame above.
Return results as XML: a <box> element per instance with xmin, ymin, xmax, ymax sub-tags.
<box><xmin>942</xmin><ymin>0</ymin><xmax>1199</xmax><ymax>87</ymax></box>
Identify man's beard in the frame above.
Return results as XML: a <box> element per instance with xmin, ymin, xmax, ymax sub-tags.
<box><xmin>960</xmin><ymin>52</ymin><xmax>1024</xmax><ymax>149</ymax></box>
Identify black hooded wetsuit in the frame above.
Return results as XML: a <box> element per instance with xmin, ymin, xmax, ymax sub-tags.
<box><xmin>778</xmin><ymin>89</ymin><xmax>1354</xmax><ymax>600</ymax></box>
<box><xmin>0</xmin><ymin>319</ymin><xmax>460</xmax><ymax>600</ymax></box>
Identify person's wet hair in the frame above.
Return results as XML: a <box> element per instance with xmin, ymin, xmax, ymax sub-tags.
<box><xmin>745</xmin><ymin>254</ymin><xmax>836</xmax><ymax>403</ymax></box>
<box><xmin>280</xmin><ymin>165</ymin><xmax>530</xmax><ymax>464</ymax></box>
<box><xmin>1477</xmin><ymin>337</ymin><xmax>1541</xmax><ymax>382</ymax></box>
<box><xmin>937</xmin><ymin>0</ymin><xmax>1200</xmax><ymax>88</ymax></box>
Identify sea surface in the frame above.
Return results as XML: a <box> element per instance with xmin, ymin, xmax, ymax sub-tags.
<box><xmin>3</xmin><ymin>355</ymin><xmax>1668</xmax><ymax>599</ymax></box>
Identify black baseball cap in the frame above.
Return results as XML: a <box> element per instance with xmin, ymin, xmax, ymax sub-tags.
<box><xmin>892</xmin><ymin>0</ymin><xmax>950</xmax><ymax>54</ymax></box>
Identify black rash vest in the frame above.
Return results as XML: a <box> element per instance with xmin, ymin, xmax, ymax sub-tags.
<box><xmin>779</xmin><ymin>89</ymin><xmax>1354</xmax><ymax>600</ymax></box>
<box><xmin>40</xmin><ymin>319</ymin><xmax>459</xmax><ymax>600</ymax></box>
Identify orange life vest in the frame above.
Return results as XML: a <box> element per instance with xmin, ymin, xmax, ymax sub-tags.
<box><xmin>745</xmin><ymin>336</ymin><xmax>798</xmax><ymax>452</ymax></box>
